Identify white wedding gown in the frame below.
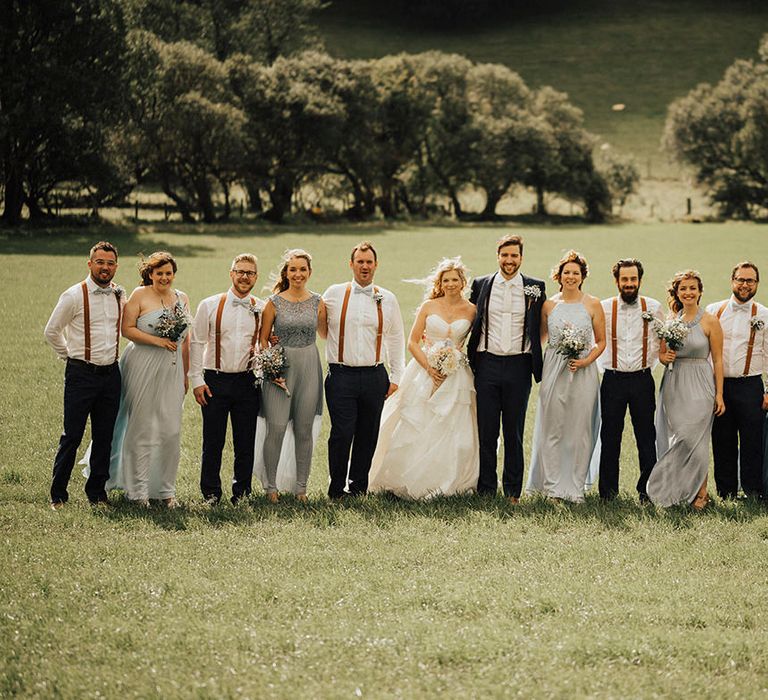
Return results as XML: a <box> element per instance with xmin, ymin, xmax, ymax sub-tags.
<box><xmin>368</xmin><ymin>314</ymin><xmax>479</xmax><ymax>499</ymax></box>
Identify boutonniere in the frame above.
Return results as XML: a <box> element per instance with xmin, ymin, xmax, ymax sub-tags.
<box><xmin>641</xmin><ymin>311</ymin><xmax>655</xmax><ymax>323</ymax></box>
<box><xmin>113</xmin><ymin>285</ymin><xmax>125</xmax><ymax>299</ymax></box>
<box><xmin>523</xmin><ymin>285</ymin><xmax>541</xmax><ymax>300</ymax></box>
<box><xmin>247</xmin><ymin>303</ymin><xmax>260</xmax><ymax>316</ymax></box>
<box><xmin>373</xmin><ymin>291</ymin><xmax>384</xmax><ymax>306</ymax></box>
<box><xmin>751</xmin><ymin>317</ymin><xmax>765</xmax><ymax>331</ymax></box>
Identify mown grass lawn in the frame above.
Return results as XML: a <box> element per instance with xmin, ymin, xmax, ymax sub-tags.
<box><xmin>2</xmin><ymin>221</ymin><xmax>768</xmax><ymax>698</ymax></box>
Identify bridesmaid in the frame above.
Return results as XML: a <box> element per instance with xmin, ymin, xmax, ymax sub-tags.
<box><xmin>526</xmin><ymin>250</ymin><xmax>605</xmax><ymax>502</ymax></box>
<box><xmin>255</xmin><ymin>249</ymin><xmax>326</xmax><ymax>503</ymax></box>
<box><xmin>108</xmin><ymin>251</ymin><xmax>191</xmax><ymax>507</ymax></box>
<box><xmin>647</xmin><ymin>270</ymin><xmax>725</xmax><ymax>509</ymax></box>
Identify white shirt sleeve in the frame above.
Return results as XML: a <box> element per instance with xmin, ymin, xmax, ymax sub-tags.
<box><xmin>188</xmin><ymin>299</ymin><xmax>211</xmax><ymax>389</ymax></box>
<box><xmin>44</xmin><ymin>290</ymin><xmax>77</xmax><ymax>361</ymax></box>
<box><xmin>386</xmin><ymin>294</ymin><xmax>406</xmax><ymax>385</ymax></box>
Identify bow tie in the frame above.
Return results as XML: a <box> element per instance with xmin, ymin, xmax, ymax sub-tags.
<box><xmin>232</xmin><ymin>298</ymin><xmax>252</xmax><ymax>309</ymax></box>
<box><xmin>93</xmin><ymin>286</ymin><xmax>114</xmax><ymax>295</ymax></box>
<box><xmin>731</xmin><ymin>302</ymin><xmax>750</xmax><ymax>313</ymax></box>
<box><xmin>354</xmin><ymin>286</ymin><xmax>373</xmax><ymax>296</ymax></box>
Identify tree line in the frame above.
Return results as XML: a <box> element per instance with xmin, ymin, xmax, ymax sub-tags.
<box><xmin>1</xmin><ymin>0</ymin><xmax>644</xmax><ymax>225</ymax></box>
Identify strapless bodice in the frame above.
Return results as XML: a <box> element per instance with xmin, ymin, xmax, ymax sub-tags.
<box><xmin>425</xmin><ymin>314</ymin><xmax>471</xmax><ymax>347</ymax></box>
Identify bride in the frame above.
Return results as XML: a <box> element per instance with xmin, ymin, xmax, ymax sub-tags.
<box><xmin>368</xmin><ymin>258</ymin><xmax>479</xmax><ymax>499</ymax></box>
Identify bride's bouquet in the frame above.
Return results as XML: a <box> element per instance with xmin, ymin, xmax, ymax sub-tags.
<box><xmin>149</xmin><ymin>303</ymin><xmax>193</xmax><ymax>364</ymax></box>
<box><xmin>552</xmin><ymin>321</ymin><xmax>590</xmax><ymax>382</ymax></box>
<box><xmin>253</xmin><ymin>346</ymin><xmax>291</xmax><ymax>396</ymax></box>
<box><xmin>426</xmin><ymin>339</ymin><xmax>468</xmax><ymax>377</ymax></box>
<box><xmin>643</xmin><ymin>314</ymin><xmax>689</xmax><ymax>371</ymax></box>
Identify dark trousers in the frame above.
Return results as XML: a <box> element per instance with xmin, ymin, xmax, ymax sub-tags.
<box><xmin>200</xmin><ymin>370</ymin><xmax>260</xmax><ymax>502</ymax></box>
<box><xmin>474</xmin><ymin>352</ymin><xmax>532</xmax><ymax>497</ymax></box>
<box><xmin>51</xmin><ymin>359</ymin><xmax>121</xmax><ymax>504</ymax></box>
<box><xmin>598</xmin><ymin>368</ymin><xmax>657</xmax><ymax>499</ymax></box>
<box><xmin>712</xmin><ymin>375</ymin><xmax>765</xmax><ymax>498</ymax></box>
<box><xmin>325</xmin><ymin>364</ymin><xmax>389</xmax><ymax>498</ymax></box>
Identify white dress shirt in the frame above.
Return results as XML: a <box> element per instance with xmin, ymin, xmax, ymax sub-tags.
<box><xmin>323</xmin><ymin>281</ymin><xmax>406</xmax><ymax>385</ymax></box>
<box><xmin>479</xmin><ymin>272</ymin><xmax>528</xmax><ymax>355</ymax></box>
<box><xmin>188</xmin><ymin>289</ymin><xmax>264</xmax><ymax>389</ymax></box>
<box><xmin>44</xmin><ymin>277</ymin><xmax>124</xmax><ymax>366</ymax></box>
<box><xmin>706</xmin><ymin>296</ymin><xmax>768</xmax><ymax>379</ymax></box>
<box><xmin>598</xmin><ymin>296</ymin><xmax>664</xmax><ymax>372</ymax></box>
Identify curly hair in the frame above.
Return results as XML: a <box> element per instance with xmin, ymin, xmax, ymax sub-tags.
<box><xmin>272</xmin><ymin>249</ymin><xmax>312</xmax><ymax>293</ymax></box>
<box><xmin>138</xmin><ymin>251</ymin><xmax>177</xmax><ymax>286</ymax></box>
<box><xmin>551</xmin><ymin>250</ymin><xmax>588</xmax><ymax>290</ymax></box>
<box><xmin>426</xmin><ymin>257</ymin><xmax>470</xmax><ymax>300</ymax></box>
<box><xmin>667</xmin><ymin>269</ymin><xmax>703</xmax><ymax>312</ymax></box>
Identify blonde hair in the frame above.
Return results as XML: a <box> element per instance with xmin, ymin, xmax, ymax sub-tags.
<box><xmin>231</xmin><ymin>253</ymin><xmax>257</xmax><ymax>272</ymax></box>
<box><xmin>667</xmin><ymin>269</ymin><xmax>703</xmax><ymax>312</ymax></box>
<box><xmin>272</xmin><ymin>248</ymin><xmax>312</xmax><ymax>293</ymax></box>
<box><xmin>427</xmin><ymin>257</ymin><xmax>469</xmax><ymax>300</ymax></box>
<box><xmin>551</xmin><ymin>250</ymin><xmax>588</xmax><ymax>290</ymax></box>
<box><xmin>138</xmin><ymin>251</ymin><xmax>177</xmax><ymax>286</ymax></box>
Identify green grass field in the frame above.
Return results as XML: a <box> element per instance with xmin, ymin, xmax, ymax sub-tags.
<box><xmin>319</xmin><ymin>0</ymin><xmax>768</xmax><ymax>176</ymax></box>
<box><xmin>3</xmin><ymin>222</ymin><xmax>768</xmax><ymax>697</ymax></box>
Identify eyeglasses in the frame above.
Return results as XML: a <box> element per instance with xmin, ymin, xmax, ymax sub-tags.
<box><xmin>93</xmin><ymin>259</ymin><xmax>117</xmax><ymax>267</ymax></box>
<box><xmin>232</xmin><ymin>270</ymin><xmax>257</xmax><ymax>278</ymax></box>
<box><xmin>733</xmin><ymin>277</ymin><xmax>758</xmax><ymax>286</ymax></box>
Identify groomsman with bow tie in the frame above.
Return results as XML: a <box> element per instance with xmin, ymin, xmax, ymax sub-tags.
<box><xmin>322</xmin><ymin>241</ymin><xmax>405</xmax><ymax>499</ymax></box>
<box><xmin>45</xmin><ymin>241</ymin><xmax>125</xmax><ymax>509</ymax></box>
<box><xmin>189</xmin><ymin>254</ymin><xmax>263</xmax><ymax>505</ymax></box>
<box><xmin>598</xmin><ymin>258</ymin><xmax>664</xmax><ymax>502</ymax></box>
<box><xmin>706</xmin><ymin>262</ymin><xmax>768</xmax><ymax>499</ymax></box>
<box><xmin>467</xmin><ymin>234</ymin><xmax>546</xmax><ymax>502</ymax></box>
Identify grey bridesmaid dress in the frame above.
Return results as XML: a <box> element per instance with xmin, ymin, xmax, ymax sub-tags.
<box><xmin>647</xmin><ymin>310</ymin><xmax>715</xmax><ymax>506</ymax></box>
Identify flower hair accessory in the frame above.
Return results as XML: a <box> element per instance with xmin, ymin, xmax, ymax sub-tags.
<box><xmin>751</xmin><ymin>317</ymin><xmax>765</xmax><ymax>331</ymax></box>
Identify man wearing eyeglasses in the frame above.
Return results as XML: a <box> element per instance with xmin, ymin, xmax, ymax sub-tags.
<box><xmin>189</xmin><ymin>254</ymin><xmax>263</xmax><ymax>505</ymax></box>
<box><xmin>706</xmin><ymin>262</ymin><xmax>768</xmax><ymax>500</ymax></box>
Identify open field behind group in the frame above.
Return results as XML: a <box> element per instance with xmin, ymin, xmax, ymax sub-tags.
<box><xmin>2</xmin><ymin>222</ymin><xmax>768</xmax><ymax>697</ymax></box>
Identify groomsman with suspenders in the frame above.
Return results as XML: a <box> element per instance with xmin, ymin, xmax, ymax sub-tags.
<box><xmin>706</xmin><ymin>262</ymin><xmax>768</xmax><ymax>499</ymax></box>
<box><xmin>322</xmin><ymin>241</ymin><xmax>405</xmax><ymax>500</ymax></box>
<box><xmin>189</xmin><ymin>254</ymin><xmax>263</xmax><ymax>505</ymax></box>
<box><xmin>45</xmin><ymin>241</ymin><xmax>124</xmax><ymax>509</ymax></box>
<box><xmin>467</xmin><ymin>234</ymin><xmax>546</xmax><ymax>502</ymax></box>
<box><xmin>598</xmin><ymin>258</ymin><xmax>664</xmax><ymax>502</ymax></box>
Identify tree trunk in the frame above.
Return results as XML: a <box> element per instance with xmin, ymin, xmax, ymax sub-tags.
<box><xmin>1</xmin><ymin>166</ymin><xmax>25</xmax><ymax>225</ymax></box>
<box><xmin>220</xmin><ymin>179</ymin><xmax>231</xmax><ymax>221</ymax></box>
<box><xmin>449</xmin><ymin>190</ymin><xmax>463</xmax><ymax>219</ymax></box>
<box><xmin>196</xmin><ymin>178</ymin><xmax>216</xmax><ymax>224</ymax></box>
<box><xmin>536</xmin><ymin>185</ymin><xmax>547</xmax><ymax>215</ymax></box>
<box><xmin>480</xmin><ymin>188</ymin><xmax>502</xmax><ymax>219</ymax></box>
<box><xmin>244</xmin><ymin>179</ymin><xmax>263</xmax><ymax>213</ymax></box>
<box><xmin>264</xmin><ymin>175</ymin><xmax>293</xmax><ymax>223</ymax></box>
<box><xmin>160</xmin><ymin>173</ymin><xmax>195</xmax><ymax>223</ymax></box>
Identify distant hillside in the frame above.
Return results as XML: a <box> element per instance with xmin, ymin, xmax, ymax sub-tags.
<box><xmin>317</xmin><ymin>0</ymin><xmax>768</xmax><ymax>176</ymax></box>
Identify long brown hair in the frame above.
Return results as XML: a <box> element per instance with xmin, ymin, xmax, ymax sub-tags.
<box><xmin>272</xmin><ymin>249</ymin><xmax>312</xmax><ymax>293</ymax></box>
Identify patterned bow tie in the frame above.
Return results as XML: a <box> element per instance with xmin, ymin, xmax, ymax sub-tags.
<box><xmin>232</xmin><ymin>297</ymin><xmax>252</xmax><ymax>309</ymax></box>
<box><xmin>93</xmin><ymin>286</ymin><xmax>114</xmax><ymax>295</ymax></box>
<box><xmin>354</xmin><ymin>285</ymin><xmax>373</xmax><ymax>296</ymax></box>
<box><xmin>731</xmin><ymin>302</ymin><xmax>750</xmax><ymax>312</ymax></box>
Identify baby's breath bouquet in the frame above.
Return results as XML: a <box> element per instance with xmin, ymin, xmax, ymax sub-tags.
<box><xmin>149</xmin><ymin>302</ymin><xmax>193</xmax><ymax>364</ymax></box>
<box><xmin>253</xmin><ymin>346</ymin><xmax>291</xmax><ymax>396</ymax></box>
<box><xmin>553</xmin><ymin>321</ymin><xmax>590</xmax><ymax>382</ymax></box>
<box><xmin>650</xmin><ymin>317</ymin><xmax>689</xmax><ymax>371</ymax></box>
<box><xmin>426</xmin><ymin>339</ymin><xmax>467</xmax><ymax>378</ymax></box>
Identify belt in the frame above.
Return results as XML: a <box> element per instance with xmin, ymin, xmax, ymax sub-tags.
<box><xmin>204</xmin><ymin>368</ymin><xmax>254</xmax><ymax>376</ymax></box>
<box><xmin>67</xmin><ymin>358</ymin><xmax>118</xmax><ymax>375</ymax></box>
<box><xmin>724</xmin><ymin>374</ymin><xmax>762</xmax><ymax>381</ymax></box>
<box><xmin>328</xmin><ymin>363</ymin><xmax>381</xmax><ymax>372</ymax></box>
<box><xmin>603</xmin><ymin>367</ymin><xmax>651</xmax><ymax>375</ymax></box>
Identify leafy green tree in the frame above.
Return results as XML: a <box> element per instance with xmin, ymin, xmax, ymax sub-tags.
<box><xmin>664</xmin><ymin>34</ymin><xmax>768</xmax><ymax>219</ymax></box>
<box><xmin>0</xmin><ymin>0</ymin><xmax>127</xmax><ymax>224</ymax></box>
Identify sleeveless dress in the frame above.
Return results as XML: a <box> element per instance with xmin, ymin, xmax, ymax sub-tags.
<box><xmin>368</xmin><ymin>314</ymin><xmax>479</xmax><ymax>499</ymax></box>
<box><xmin>526</xmin><ymin>301</ymin><xmax>600</xmax><ymax>502</ymax></box>
<box><xmin>253</xmin><ymin>293</ymin><xmax>324</xmax><ymax>495</ymax></box>
<box><xmin>85</xmin><ymin>293</ymin><xmax>189</xmax><ymax>501</ymax></box>
<box><xmin>647</xmin><ymin>310</ymin><xmax>714</xmax><ymax>506</ymax></box>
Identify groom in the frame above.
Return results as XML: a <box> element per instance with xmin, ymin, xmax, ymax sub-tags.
<box><xmin>468</xmin><ymin>234</ymin><xmax>545</xmax><ymax>502</ymax></box>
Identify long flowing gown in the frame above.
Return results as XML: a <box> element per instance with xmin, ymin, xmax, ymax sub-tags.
<box><xmin>85</xmin><ymin>296</ymin><xmax>189</xmax><ymax>500</ymax></box>
<box><xmin>253</xmin><ymin>293</ymin><xmax>323</xmax><ymax>494</ymax></box>
<box><xmin>368</xmin><ymin>314</ymin><xmax>479</xmax><ymax>499</ymax></box>
<box><xmin>647</xmin><ymin>310</ymin><xmax>714</xmax><ymax>506</ymax></box>
<box><xmin>526</xmin><ymin>301</ymin><xmax>600</xmax><ymax>502</ymax></box>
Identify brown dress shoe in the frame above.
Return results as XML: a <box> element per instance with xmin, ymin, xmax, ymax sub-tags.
<box><xmin>507</xmin><ymin>496</ymin><xmax>520</xmax><ymax>505</ymax></box>
<box><xmin>266</xmin><ymin>492</ymin><xmax>279</xmax><ymax>504</ymax></box>
<box><xmin>50</xmin><ymin>501</ymin><xmax>65</xmax><ymax>511</ymax></box>
<box><xmin>296</xmin><ymin>494</ymin><xmax>308</xmax><ymax>503</ymax></box>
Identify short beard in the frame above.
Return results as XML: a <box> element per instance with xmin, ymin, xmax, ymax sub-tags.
<box><xmin>734</xmin><ymin>288</ymin><xmax>757</xmax><ymax>303</ymax></box>
<box><xmin>619</xmin><ymin>288</ymin><xmax>639</xmax><ymax>304</ymax></box>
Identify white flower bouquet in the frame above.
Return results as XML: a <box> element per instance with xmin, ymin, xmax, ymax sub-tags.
<box><xmin>426</xmin><ymin>339</ymin><xmax>468</xmax><ymax>378</ymax></box>
<box><xmin>552</xmin><ymin>321</ymin><xmax>590</xmax><ymax>382</ymax></box>
<box><xmin>253</xmin><ymin>346</ymin><xmax>291</xmax><ymax>396</ymax></box>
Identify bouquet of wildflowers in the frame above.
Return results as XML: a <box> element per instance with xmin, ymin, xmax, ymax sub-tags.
<box><xmin>647</xmin><ymin>317</ymin><xmax>689</xmax><ymax>371</ymax></box>
<box><xmin>253</xmin><ymin>346</ymin><xmax>291</xmax><ymax>396</ymax></box>
<box><xmin>426</xmin><ymin>339</ymin><xmax>468</xmax><ymax>378</ymax></box>
<box><xmin>149</xmin><ymin>302</ymin><xmax>193</xmax><ymax>364</ymax></box>
<box><xmin>553</xmin><ymin>321</ymin><xmax>590</xmax><ymax>382</ymax></box>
